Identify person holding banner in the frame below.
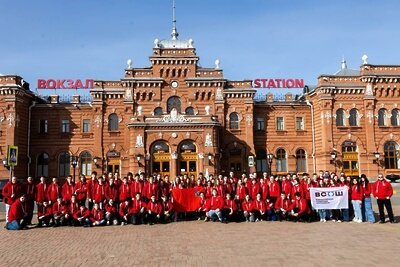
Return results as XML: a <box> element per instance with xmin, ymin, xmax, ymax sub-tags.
<box><xmin>350</xmin><ymin>178</ymin><xmax>364</xmax><ymax>223</ymax></box>
<box><xmin>373</xmin><ymin>174</ymin><xmax>395</xmax><ymax>223</ymax></box>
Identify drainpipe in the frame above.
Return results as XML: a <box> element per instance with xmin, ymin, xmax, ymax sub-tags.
<box><xmin>27</xmin><ymin>101</ymin><xmax>36</xmax><ymax>177</ymax></box>
<box><xmin>306</xmin><ymin>100</ymin><xmax>316</xmax><ymax>173</ymax></box>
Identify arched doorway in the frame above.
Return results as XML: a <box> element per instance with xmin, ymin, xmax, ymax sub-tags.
<box><xmin>228</xmin><ymin>143</ymin><xmax>243</xmax><ymax>177</ymax></box>
<box><xmin>341</xmin><ymin>141</ymin><xmax>359</xmax><ymax>176</ymax></box>
<box><xmin>178</xmin><ymin>140</ymin><xmax>197</xmax><ymax>177</ymax></box>
<box><xmin>151</xmin><ymin>141</ymin><xmax>170</xmax><ymax>178</ymax></box>
<box><xmin>106</xmin><ymin>150</ymin><xmax>120</xmax><ymax>175</ymax></box>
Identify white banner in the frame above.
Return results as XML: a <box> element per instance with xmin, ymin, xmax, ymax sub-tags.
<box><xmin>310</xmin><ymin>187</ymin><xmax>348</xmax><ymax>210</ymax></box>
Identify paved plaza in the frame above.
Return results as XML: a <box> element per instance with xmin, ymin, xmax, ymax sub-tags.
<box><xmin>1</xmin><ymin>196</ymin><xmax>399</xmax><ymax>267</ymax></box>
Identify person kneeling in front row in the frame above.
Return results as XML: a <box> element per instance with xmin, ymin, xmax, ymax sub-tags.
<box><xmin>289</xmin><ymin>192</ymin><xmax>310</xmax><ymax>222</ymax></box>
<box><xmin>5</xmin><ymin>195</ymin><xmax>28</xmax><ymax>230</ymax></box>
<box><xmin>73</xmin><ymin>205</ymin><xmax>92</xmax><ymax>227</ymax></box>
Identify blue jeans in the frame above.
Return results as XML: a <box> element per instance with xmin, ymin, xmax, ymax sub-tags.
<box><xmin>207</xmin><ymin>210</ymin><xmax>223</xmax><ymax>221</ymax></box>
<box><xmin>318</xmin><ymin>209</ymin><xmax>326</xmax><ymax>220</ymax></box>
<box><xmin>363</xmin><ymin>198</ymin><xmax>375</xmax><ymax>223</ymax></box>
<box><xmin>341</xmin><ymin>209</ymin><xmax>349</xmax><ymax>221</ymax></box>
<box><xmin>352</xmin><ymin>200</ymin><xmax>362</xmax><ymax>221</ymax></box>
<box><xmin>6</xmin><ymin>220</ymin><xmax>22</xmax><ymax>230</ymax></box>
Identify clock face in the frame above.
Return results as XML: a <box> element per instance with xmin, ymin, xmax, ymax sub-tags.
<box><xmin>171</xmin><ymin>81</ymin><xmax>178</xmax><ymax>88</ymax></box>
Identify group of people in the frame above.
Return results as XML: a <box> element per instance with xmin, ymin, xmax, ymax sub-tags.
<box><xmin>2</xmin><ymin>170</ymin><xmax>396</xmax><ymax>230</ymax></box>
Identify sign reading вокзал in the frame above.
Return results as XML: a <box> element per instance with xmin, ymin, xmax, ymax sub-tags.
<box><xmin>310</xmin><ymin>187</ymin><xmax>348</xmax><ymax>210</ymax></box>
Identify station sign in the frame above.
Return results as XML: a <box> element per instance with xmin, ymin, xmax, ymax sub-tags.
<box><xmin>37</xmin><ymin>79</ymin><xmax>94</xmax><ymax>89</ymax></box>
<box><xmin>253</xmin><ymin>78</ymin><xmax>304</xmax><ymax>88</ymax></box>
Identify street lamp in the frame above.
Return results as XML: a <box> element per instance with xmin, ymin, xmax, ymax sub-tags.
<box><xmin>93</xmin><ymin>156</ymin><xmax>101</xmax><ymax>167</ymax></box>
<box><xmin>70</xmin><ymin>156</ymin><xmax>78</xmax><ymax>183</ymax></box>
<box><xmin>330</xmin><ymin>150</ymin><xmax>337</xmax><ymax>173</ymax></box>
<box><xmin>373</xmin><ymin>151</ymin><xmax>380</xmax><ymax>173</ymax></box>
<box><xmin>267</xmin><ymin>153</ymin><xmax>274</xmax><ymax>177</ymax></box>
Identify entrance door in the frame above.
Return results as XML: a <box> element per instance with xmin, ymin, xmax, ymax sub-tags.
<box><xmin>228</xmin><ymin>147</ymin><xmax>243</xmax><ymax>177</ymax></box>
<box><xmin>342</xmin><ymin>141</ymin><xmax>359</xmax><ymax>177</ymax></box>
<box><xmin>152</xmin><ymin>154</ymin><xmax>170</xmax><ymax>178</ymax></box>
<box><xmin>107</xmin><ymin>158</ymin><xmax>120</xmax><ymax>175</ymax></box>
<box><xmin>179</xmin><ymin>153</ymin><xmax>197</xmax><ymax>177</ymax></box>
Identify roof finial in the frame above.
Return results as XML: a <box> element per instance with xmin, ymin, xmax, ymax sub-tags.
<box><xmin>171</xmin><ymin>0</ymin><xmax>179</xmax><ymax>40</ymax></box>
<box><xmin>341</xmin><ymin>56</ymin><xmax>347</xmax><ymax>69</ymax></box>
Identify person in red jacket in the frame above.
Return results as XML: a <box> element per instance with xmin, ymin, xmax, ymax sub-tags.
<box><xmin>47</xmin><ymin>177</ymin><xmax>60</xmax><ymax>205</ymax></box>
<box><xmin>242</xmin><ymin>194</ymin><xmax>254</xmax><ymax>222</ymax></box>
<box><xmin>75</xmin><ymin>175</ymin><xmax>88</xmax><ymax>207</ymax></box>
<box><xmin>160</xmin><ymin>195</ymin><xmax>174</xmax><ymax>223</ymax></box>
<box><xmin>222</xmin><ymin>193</ymin><xmax>238</xmax><ymax>223</ymax></box>
<box><xmin>64</xmin><ymin>195</ymin><xmax>79</xmax><ymax>226</ymax></box>
<box><xmin>24</xmin><ymin>176</ymin><xmax>36</xmax><ymax>225</ymax></box>
<box><xmin>290</xmin><ymin>178</ymin><xmax>304</xmax><ymax>200</ymax></box>
<box><xmin>289</xmin><ymin>192</ymin><xmax>310</xmax><ymax>222</ymax></box>
<box><xmin>73</xmin><ymin>205</ymin><xmax>92</xmax><ymax>227</ymax></box>
<box><xmin>268</xmin><ymin>176</ymin><xmax>281</xmax><ymax>204</ymax></box>
<box><xmin>92</xmin><ymin>177</ymin><xmax>107</xmax><ymax>209</ymax></box>
<box><xmin>235</xmin><ymin>180</ymin><xmax>247</xmax><ymax>203</ymax></box>
<box><xmin>250</xmin><ymin>178</ymin><xmax>260</xmax><ymax>200</ymax></box>
<box><xmin>119</xmin><ymin>200</ymin><xmax>131</xmax><ymax>225</ymax></box>
<box><xmin>128</xmin><ymin>192</ymin><xmax>146</xmax><ymax>225</ymax></box>
<box><xmin>37</xmin><ymin>201</ymin><xmax>53</xmax><ymax>227</ymax></box>
<box><xmin>5</xmin><ymin>195</ymin><xmax>28</xmax><ymax>230</ymax></box>
<box><xmin>361</xmin><ymin>175</ymin><xmax>375</xmax><ymax>223</ymax></box>
<box><xmin>205</xmin><ymin>188</ymin><xmax>225</xmax><ymax>222</ymax></box>
<box><xmin>119</xmin><ymin>177</ymin><xmax>131</xmax><ymax>202</ymax></box>
<box><xmin>130</xmin><ymin>175</ymin><xmax>143</xmax><ymax>199</ymax></box>
<box><xmin>105</xmin><ymin>199</ymin><xmax>119</xmax><ymax>225</ymax></box>
<box><xmin>142</xmin><ymin>176</ymin><xmax>159</xmax><ymax>202</ymax></box>
<box><xmin>373</xmin><ymin>174</ymin><xmax>395</xmax><ymax>223</ymax></box>
<box><xmin>252</xmin><ymin>193</ymin><xmax>266</xmax><ymax>222</ymax></box>
<box><xmin>275</xmin><ymin>192</ymin><xmax>290</xmax><ymax>221</ymax></box>
<box><xmin>281</xmin><ymin>175</ymin><xmax>292</xmax><ymax>197</ymax></box>
<box><xmin>194</xmin><ymin>179</ymin><xmax>205</xmax><ymax>197</ymax></box>
<box><xmin>90</xmin><ymin>202</ymin><xmax>106</xmax><ymax>226</ymax></box>
<box><xmin>105</xmin><ymin>178</ymin><xmax>119</xmax><ymax>204</ymax></box>
<box><xmin>62</xmin><ymin>176</ymin><xmax>74</xmax><ymax>204</ymax></box>
<box><xmin>260</xmin><ymin>178</ymin><xmax>269</xmax><ymax>201</ymax></box>
<box><xmin>2</xmin><ymin>176</ymin><xmax>23</xmax><ymax>223</ymax></box>
<box><xmin>350</xmin><ymin>177</ymin><xmax>364</xmax><ymax>223</ymax></box>
<box><xmin>146</xmin><ymin>195</ymin><xmax>162</xmax><ymax>225</ymax></box>
<box><xmin>52</xmin><ymin>197</ymin><xmax>66</xmax><ymax>226</ymax></box>
<box><xmin>196</xmin><ymin>192</ymin><xmax>208</xmax><ymax>221</ymax></box>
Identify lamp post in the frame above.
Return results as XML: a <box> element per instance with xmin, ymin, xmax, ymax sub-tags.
<box><xmin>267</xmin><ymin>153</ymin><xmax>274</xmax><ymax>177</ymax></box>
<box><xmin>330</xmin><ymin>150</ymin><xmax>337</xmax><ymax>173</ymax></box>
<box><xmin>70</xmin><ymin>156</ymin><xmax>78</xmax><ymax>183</ymax></box>
<box><xmin>373</xmin><ymin>151</ymin><xmax>380</xmax><ymax>173</ymax></box>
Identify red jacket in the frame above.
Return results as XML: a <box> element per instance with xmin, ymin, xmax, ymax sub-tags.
<box><xmin>194</xmin><ymin>185</ymin><xmax>205</xmax><ymax>196</ymax></box>
<box><xmin>291</xmin><ymin>184</ymin><xmax>304</xmax><ymax>200</ymax></box>
<box><xmin>161</xmin><ymin>200</ymin><xmax>173</xmax><ymax>213</ymax></box>
<box><xmin>105</xmin><ymin>203</ymin><xmax>117</xmax><ymax>214</ymax></box>
<box><xmin>236</xmin><ymin>185</ymin><xmax>247</xmax><ymax>201</ymax></box>
<box><xmin>64</xmin><ymin>201</ymin><xmax>79</xmax><ymax>215</ymax></box>
<box><xmin>2</xmin><ymin>181</ymin><xmax>23</xmax><ymax>205</ymax></box>
<box><xmin>62</xmin><ymin>182</ymin><xmax>75</xmax><ymax>202</ymax></box>
<box><xmin>250</xmin><ymin>183</ymin><xmax>261</xmax><ymax>200</ymax></box>
<box><xmin>305</xmin><ymin>181</ymin><xmax>318</xmax><ymax>200</ymax></box>
<box><xmin>129</xmin><ymin>199</ymin><xmax>146</xmax><ymax>214</ymax></box>
<box><xmin>216</xmin><ymin>184</ymin><xmax>225</xmax><ymax>197</ymax></box>
<box><xmin>224</xmin><ymin>183</ymin><xmax>233</xmax><ymax>195</ymax></box>
<box><xmin>269</xmin><ymin>181</ymin><xmax>281</xmax><ymax>198</ymax></box>
<box><xmin>105</xmin><ymin>184</ymin><xmax>119</xmax><ymax>202</ymax></box>
<box><xmin>142</xmin><ymin>182</ymin><xmax>159</xmax><ymax>200</ymax></box>
<box><xmin>73</xmin><ymin>208</ymin><xmax>91</xmax><ymax>220</ymax></box>
<box><xmin>74</xmin><ymin>181</ymin><xmax>88</xmax><ymax>201</ymax></box>
<box><xmin>47</xmin><ymin>183</ymin><xmax>61</xmax><ymax>203</ymax></box>
<box><xmin>119</xmin><ymin>183</ymin><xmax>131</xmax><ymax>202</ymax></box>
<box><xmin>92</xmin><ymin>183</ymin><xmax>107</xmax><ymax>203</ymax></box>
<box><xmin>38</xmin><ymin>204</ymin><xmax>53</xmax><ymax>218</ymax></box>
<box><xmin>198</xmin><ymin>198</ymin><xmax>208</xmax><ymax>212</ymax></box>
<box><xmin>275</xmin><ymin>196</ymin><xmax>290</xmax><ymax>211</ymax></box>
<box><xmin>8</xmin><ymin>199</ymin><xmax>26</xmax><ymax>222</ymax></box>
<box><xmin>290</xmin><ymin>198</ymin><xmax>309</xmax><ymax>215</ymax></box>
<box><xmin>90</xmin><ymin>208</ymin><xmax>104</xmax><ymax>222</ymax></box>
<box><xmin>224</xmin><ymin>199</ymin><xmax>238</xmax><ymax>213</ymax></box>
<box><xmin>241</xmin><ymin>200</ymin><xmax>253</xmax><ymax>212</ymax></box>
<box><xmin>281</xmin><ymin>180</ymin><xmax>292</xmax><ymax>196</ymax></box>
<box><xmin>260</xmin><ymin>183</ymin><xmax>269</xmax><ymax>200</ymax></box>
<box><xmin>52</xmin><ymin>202</ymin><xmax>65</xmax><ymax>216</ymax></box>
<box><xmin>252</xmin><ymin>199</ymin><xmax>266</xmax><ymax>213</ymax></box>
<box><xmin>147</xmin><ymin>201</ymin><xmax>162</xmax><ymax>215</ymax></box>
<box><xmin>351</xmin><ymin>185</ymin><xmax>364</xmax><ymax>201</ymax></box>
<box><xmin>363</xmin><ymin>183</ymin><xmax>372</xmax><ymax>198</ymax></box>
<box><xmin>130</xmin><ymin>181</ymin><xmax>143</xmax><ymax>197</ymax></box>
<box><xmin>206</xmin><ymin>196</ymin><xmax>224</xmax><ymax>211</ymax></box>
<box><xmin>373</xmin><ymin>180</ymin><xmax>393</xmax><ymax>199</ymax></box>
<box><xmin>205</xmin><ymin>186</ymin><xmax>213</xmax><ymax>199</ymax></box>
<box><xmin>35</xmin><ymin>182</ymin><xmax>48</xmax><ymax>203</ymax></box>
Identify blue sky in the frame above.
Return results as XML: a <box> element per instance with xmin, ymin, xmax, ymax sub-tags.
<box><xmin>1</xmin><ymin>0</ymin><xmax>400</xmax><ymax>94</ymax></box>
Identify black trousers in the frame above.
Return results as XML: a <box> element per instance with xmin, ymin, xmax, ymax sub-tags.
<box><xmin>377</xmin><ymin>198</ymin><xmax>394</xmax><ymax>222</ymax></box>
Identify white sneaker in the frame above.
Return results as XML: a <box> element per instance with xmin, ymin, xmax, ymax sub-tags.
<box><xmin>323</xmin><ymin>219</ymin><xmax>326</xmax><ymax>222</ymax></box>
<box><xmin>332</xmin><ymin>219</ymin><xmax>336</xmax><ymax>222</ymax></box>
<box><xmin>121</xmin><ymin>222</ymin><xmax>125</xmax><ymax>226</ymax></box>
<box><xmin>107</xmin><ymin>221</ymin><xmax>110</xmax><ymax>226</ymax></box>
<box><xmin>255</xmin><ymin>219</ymin><xmax>260</xmax><ymax>222</ymax></box>
<box><xmin>357</xmin><ymin>219</ymin><xmax>362</xmax><ymax>223</ymax></box>
<box><xmin>337</xmin><ymin>220</ymin><xmax>342</xmax><ymax>223</ymax></box>
<box><xmin>320</xmin><ymin>219</ymin><xmax>323</xmax><ymax>222</ymax></box>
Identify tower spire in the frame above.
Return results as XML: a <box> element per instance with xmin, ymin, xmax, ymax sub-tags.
<box><xmin>341</xmin><ymin>56</ymin><xmax>347</xmax><ymax>69</ymax></box>
<box><xmin>171</xmin><ymin>0</ymin><xmax>179</xmax><ymax>40</ymax></box>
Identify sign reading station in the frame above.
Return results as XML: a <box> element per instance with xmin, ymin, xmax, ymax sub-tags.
<box><xmin>253</xmin><ymin>78</ymin><xmax>304</xmax><ymax>88</ymax></box>
<box><xmin>37</xmin><ymin>79</ymin><xmax>94</xmax><ymax>89</ymax></box>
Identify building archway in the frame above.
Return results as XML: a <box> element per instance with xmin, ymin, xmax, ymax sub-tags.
<box><xmin>341</xmin><ymin>141</ymin><xmax>359</xmax><ymax>177</ymax></box>
<box><xmin>151</xmin><ymin>141</ymin><xmax>171</xmax><ymax>178</ymax></box>
<box><xmin>178</xmin><ymin>140</ymin><xmax>197</xmax><ymax>177</ymax></box>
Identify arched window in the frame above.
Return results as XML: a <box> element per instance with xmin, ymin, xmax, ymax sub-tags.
<box><xmin>108</xmin><ymin>113</ymin><xmax>119</xmax><ymax>131</ymax></box>
<box><xmin>378</xmin><ymin>108</ymin><xmax>387</xmax><ymax>126</ymax></box>
<box><xmin>185</xmin><ymin>107</ymin><xmax>194</xmax><ymax>115</ymax></box>
<box><xmin>256</xmin><ymin>149</ymin><xmax>267</xmax><ymax>173</ymax></box>
<box><xmin>58</xmin><ymin>152</ymin><xmax>70</xmax><ymax>177</ymax></box>
<box><xmin>349</xmin><ymin>108</ymin><xmax>359</xmax><ymax>126</ymax></box>
<box><xmin>153</xmin><ymin>107</ymin><xmax>163</xmax><ymax>116</ymax></box>
<box><xmin>391</xmin><ymin>109</ymin><xmax>400</xmax><ymax>126</ymax></box>
<box><xmin>179</xmin><ymin>140</ymin><xmax>196</xmax><ymax>153</ymax></box>
<box><xmin>384</xmin><ymin>141</ymin><xmax>400</xmax><ymax>169</ymax></box>
<box><xmin>296</xmin><ymin>149</ymin><xmax>307</xmax><ymax>173</ymax></box>
<box><xmin>342</xmin><ymin>141</ymin><xmax>357</xmax><ymax>152</ymax></box>
<box><xmin>37</xmin><ymin>153</ymin><xmax>49</xmax><ymax>177</ymax></box>
<box><xmin>336</xmin><ymin>109</ymin><xmax>345</xmax><ymax>126</ymax></box>
<box><xmin>151</xmin><ymin>141</ymin><xmax>170</xmax><ymax>153</ymax></box>
<box><xmin>276</xmin><ymin>148</ymin><xmax>287</xmax><ymax>172</ymax></box>
<box><xmin>80</xmin><ymin>151</ymin><xmax>92</xmax><ymax>176</ymax></box>
<box><xmin>229</xmin><ymin>112</ymin><xmax>239</xmax><ymax>129</ymax></box>
<box><xmin>167</xmin><ymin>96</ymin><xmax>181</xmax><ymax>113</ymax></box>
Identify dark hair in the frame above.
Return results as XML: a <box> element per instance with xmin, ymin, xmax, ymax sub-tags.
<box><xmin>352</xmin><ymin>177</ymin><xmax>361</xmax><ymax>192</ymax></box>
<box><xmin>363</xmin><ymin>176</ymin><xmax>370</xmax><ymax>187</ymax></box>
<box><xmin>294</xmin><ymin>192</ymin><xmax>301</xmax><ymax>197</ymax></box>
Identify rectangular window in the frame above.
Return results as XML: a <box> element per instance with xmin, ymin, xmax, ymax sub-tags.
<box><xmin>61</xmin><ymin>119</ymin><xmax>70</xmax><ymax>133</ymax></box>
<box><xmin>276</xmin><ymin>117</ymin><xmax>284</xmax><ymax>131</ymax></box>
<box><xmin>296</xmin><ymin>117</ymin><xmax>304</xmax><ymax>130</ymax></box>
<box><xmin>39</xmin><ymin>119</ymin><xmax>48</xmax><ymax>134</ymax></box>
<box><xmin>256</xmin><ymin>117</ymin><xmax>265</xmax><ymax>131</ymax></box>
<box><xmin>83</xmin><ymin>119</ymin><xmax>91</xmax><ymax>133</ymax></box>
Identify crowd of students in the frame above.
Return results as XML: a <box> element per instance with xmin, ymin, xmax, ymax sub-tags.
<box><xmin>2</xmin><ymin>170</ymin><xmax>396</xmax><ymax>230</ymax></box>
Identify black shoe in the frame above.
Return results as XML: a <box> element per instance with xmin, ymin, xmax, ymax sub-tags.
<box><xmin>379</xmin><ymin>221</ymin><xmax>385</xmax><ymax>224</ymax></box>
<box><xmin>390</xmin><ymin>220</ymin><xmax>396</xmax><ymax>224</ymax></box>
